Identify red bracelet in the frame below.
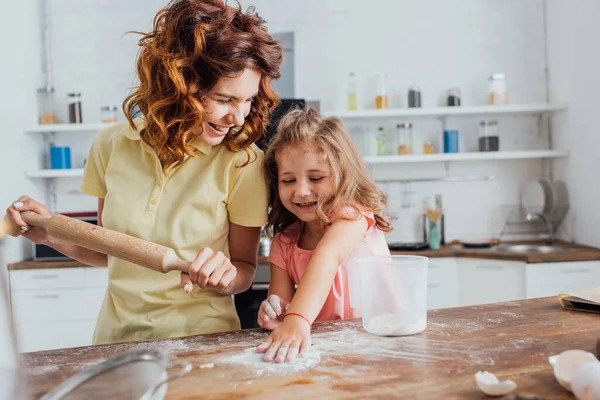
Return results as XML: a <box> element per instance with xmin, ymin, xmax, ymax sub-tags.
<box><xmin>284</xmin><ymin>312</ymin><xmax>312</xmax><ymax>328</ymax></box>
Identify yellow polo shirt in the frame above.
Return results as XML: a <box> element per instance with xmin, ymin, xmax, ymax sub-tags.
<box><xmin>80</xmin><ymin>119</ymin><xmax>268</xmax><ymax>344</ymax></box>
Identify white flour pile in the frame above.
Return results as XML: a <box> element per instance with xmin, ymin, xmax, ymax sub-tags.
<box><xmin>364</xmin><ymin>313</ymin><xmax>426</xmax><ymax>336</ymax></box>
<box><xmin>219</xmin><ymin>348</ymin><xmax>321</xmax><ymax>374</ymax></box>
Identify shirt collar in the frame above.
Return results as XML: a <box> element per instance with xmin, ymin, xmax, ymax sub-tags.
<box><xmin>123</xmin><ymin>117</ymin><xmax>212</xmax><ymax>155</ymax></box>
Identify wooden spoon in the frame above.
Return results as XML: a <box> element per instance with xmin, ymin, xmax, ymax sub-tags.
<box><xmin>21</xmin><ymin>211</ymin><xmax>189</xmax><ymax>273</ymax></box>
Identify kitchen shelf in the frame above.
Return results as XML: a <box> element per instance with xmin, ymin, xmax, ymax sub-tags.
<box><xmin>26</xmin><ymin>169</ymin><xmax>85</xmax><ymax>178</ymax></box>
<box><xmin>364</xmin><ymin>150</ymin><xmax>569</xmax><ymax>164</ymax></box>
<box><xmin>26</xmin><ymin>123</ymin><xmax>117</xmax><ymax>133</ymax></box>
<box><xmin>323</xmin><ymin>103</ymin><xmax>568</xmax><ymax>119</ymax></box>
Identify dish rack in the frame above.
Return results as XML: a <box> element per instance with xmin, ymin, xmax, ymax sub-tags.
<box><xmin>498</xmin><ymin>204</ymin><xmax>569</xmax><ymax>242</ymax></box>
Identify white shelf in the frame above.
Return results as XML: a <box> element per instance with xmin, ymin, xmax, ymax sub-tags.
<box><xmin>364</xmin><ymin>150</ymin><xmax>569</xmax><ymax>164</ymax></box>
<box><xmin>323</xmin><ymin>103</ymin><xmax>568</xmax><ymax>119</ymax></box>
<box><xmin>26</xmin><ymin>123</ymin><xmax>117</xmax><ymax>133</ymax></box>
<box><xmin>26</xmin><ymin>169</ymin><xmax>85</xmax><ymax>178</ymax></box>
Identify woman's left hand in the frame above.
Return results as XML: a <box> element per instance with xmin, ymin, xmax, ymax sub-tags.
<box><xmin>180</xmin><ymin>248</ymin><xmax>237</xmax><ymax>295</ymax></box>
<box><xmin>255</xmin><ymin>315</ymin><xmax>311</xmax><ymax>363</ymax></box>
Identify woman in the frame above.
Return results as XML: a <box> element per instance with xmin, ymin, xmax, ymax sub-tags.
<box><xmin>4</xmin><ymin>0</ymin><xmax>282</xmax><ymax>344</ymax></box>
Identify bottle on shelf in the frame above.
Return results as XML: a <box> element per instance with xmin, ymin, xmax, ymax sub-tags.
<box><xmin>396</xmin><ymin>123</ymin><xmax>414</xmax><ymax>155</ymax></box>
<box><xmin>408</xmin><ymin>85</ymin><xmax>422</xmax><ymax>108</ymax></box>
<box><xmin>488</xmin><ymin>73</ymin><xmax>507</xmax><ymax>105</ymax></box>
<box><xmin>37</xmin><ymin>87</ymin><xmax>57</xmax><ymax>124</ymax></box>
<box><xmin>68</xmin><ymin>92</ymin><xmax>83</xmax><ymax>124</ymax></box>
<box><xmin>375</xmin><ymin>73</ymin><xmax>388</xmax><ymax>109</ymax></box>
<box><xmin>423</xmin><ymin>141</ymin><xmax>435</xmax><ymax>154</ymax></box>
<box><xmin>347</xmin><ymin>72</ymin><xmax>358</xmax><ymax>111</ymax></box>
<box><xmin>376</xmin><ymin>126</ymin><xmax>388</xmax><ymax>155</ymax></box>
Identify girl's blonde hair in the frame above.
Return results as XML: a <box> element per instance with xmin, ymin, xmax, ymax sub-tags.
<box><xmin>264</xmin><ymin>108</ymin><xmax>392</xmax><ymax>238</ymax></box>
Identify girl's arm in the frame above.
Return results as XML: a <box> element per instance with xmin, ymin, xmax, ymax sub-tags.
<box><xmin>286</xmin><ymin>215</ymin><xmax>368</xmax><ymax>322</ymax></box>
<box><xmin>257</xmin><ymin>214</ymin><xmax>368</xmax><ymax>363</ymax></box>
<box><xmin>258</xmin><ymin>264</ymin><xmax>295</xmax><ymax>330</ymax></box>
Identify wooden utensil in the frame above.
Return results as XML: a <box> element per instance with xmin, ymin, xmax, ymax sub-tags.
<box><xmin>21</xmin><ymin>212</ymin><xmax>189</xmax><ymax>273</ymax></box>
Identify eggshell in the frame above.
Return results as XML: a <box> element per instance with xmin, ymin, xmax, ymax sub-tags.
<box><xmin>572</xmin><ymin>360</ymin><xmax>600</xmax><ymax>400</ymax></box>
<box><xmin>550</xmin><ymin>350</ymin><xmax>598</xmax><ymax>391</ymax></box>
<box><xmin>474</xmin><ymin>371</ymin><xmax>517</xmax><ymax>396</ymax></box>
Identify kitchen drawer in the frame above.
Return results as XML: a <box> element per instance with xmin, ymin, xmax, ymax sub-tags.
<box><xmin>11</xmin><ymin>288</ymin><xmax>103</xmax><ymax>323</ymax></box>
<box><xmin>427</xmin><ymin>258</ymin><xmax>458</xmax><ymax>284</ymax></box>
<box><xmin>458</xmin><ymin>259</ymin><xmax>526</xmax><ymax>306</ymax></box>
<box><xmin>526</xmin><ymin>261</ymin><xmax>600</xmax><ymax>299</ymax></box>
<box><xmin>16</xmin><ymin>320</ymin><xmax>96</xmax><ymax>352</ymax></box>
<box><xmin>84</xmin><ymin>267</ymin><xmax>109</xmax><ymax>288</ymax></box>
<box><xmin>9</xmin><ymin>268</ymin><xmax>85</xmax><ymax>291</ymax></box>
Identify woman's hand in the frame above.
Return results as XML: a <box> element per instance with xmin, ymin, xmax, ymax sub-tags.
<box><xmin>4</xmin><ymin>196</ymin><xmax>52</xmax><ymax>245</ymax></box>
<box><xmin>255</xmin><ymin>314</ymin><xmax>311</xmax><ymax>363</ymax></box>
<box><xmin>258</xmin><ymin>294</ymin><xmax>289</xmax><ymax>330</ymax></box>
<box><xmin>180</xmin><ymin>248</ymin><xmax>238</xmax><ymax>295</ymax></box>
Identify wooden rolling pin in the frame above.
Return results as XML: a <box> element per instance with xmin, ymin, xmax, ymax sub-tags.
<box><xmin>21</xmin><ymin>212</ymin><xmax>190</xmax><ymax>273</ymax></box>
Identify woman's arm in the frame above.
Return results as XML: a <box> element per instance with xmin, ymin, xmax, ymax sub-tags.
<box><xmin>7</xmin><ymin>196</ymin><xmax>108</xmax><ymax>267</ymax></box>
<box><xmin>227</xmin><ymin>222</ymin><xmax>261</xmax><ymax>294</ymax></box>
<box><xmin>45</xmin><ymin>198</ymin><xmax>108</xmax><ymax>267</ymax></box>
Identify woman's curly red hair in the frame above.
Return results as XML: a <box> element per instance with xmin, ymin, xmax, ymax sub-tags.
<box><xmin>123</xmin><ymin>0</ymin><xmax>282</xmax><ymax>170</ymax></box>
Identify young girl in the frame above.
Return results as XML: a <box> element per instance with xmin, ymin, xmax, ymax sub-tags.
<box><xmin>256</xmin><ymin>108</ymin><xmax>392</xmax><ymax>363</ymax></box>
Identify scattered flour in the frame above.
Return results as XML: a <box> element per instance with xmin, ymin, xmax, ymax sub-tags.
<box><xmin>364</xmin><ymin>314</ymin><xmax>427</xmax><ymax>336</ymax></box>
<box><xmin>219</xmin><ymin>348</ymin><xmax>321</xmax><ymax>373</ymax></box>
<box><xmin>199</xmin><ymin>363</ymin><xmax>214</xmax><ymax>369</ymax></box>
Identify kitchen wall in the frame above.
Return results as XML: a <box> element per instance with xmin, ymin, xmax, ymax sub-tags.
<box><xmin>546</xmin><ymin>0</ymin><xmax>600</xmax><ymax>248</ymax></box>
<box><xmin>2</xmin><ymin>0</ymin><xmax>558</xmax><ymax>263</ymax></box>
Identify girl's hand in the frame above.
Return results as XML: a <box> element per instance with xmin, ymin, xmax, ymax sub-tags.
<box><xmin>4</xmin><ymin>196</ymin><xmax>52</xmax><ymax>245</ymax></box>
<box><xmin>257</xmin><ymin>294</ymin><xmax>290</xmax><ymax>330</ymax></box>
<box><xmin>255</xmin><ymin>314</ymin><xmax>311</xmax><ymax>363</ymax></box>
<box><xmin>180</xmin><ymin>248</ymin><xmax>238</xmax><ymax>295</ymax></box>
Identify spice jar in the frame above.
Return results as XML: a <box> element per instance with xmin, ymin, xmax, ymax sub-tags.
<box><xmin>423</xmin><ymin>141</ymin><xmax>435</xmax><ymax>154</ymax></box>
<box><xmin>478</xmin><ymin>120</ymin><xmax>499</xmax><ymax>151</ymax></box>
<box><xmin>488</xmin><ymin>74</ymin><xmax>507</xmax><ymax>105</ymax></box>
<box><xmin>446</xmin><ymin>88</ymin><xmax>461</xmax><ymax>106</ymax></box>
<box><xmin>68</xmin><ymin>92</ymin><xmax>83</xmax><ymax>123</ymax></box>
<box><xmin>376</xmin><ymin>126</ymin><xmax>388</xmax><ymax>155</ymax></box>
<box><xmin>408</xmin><ymin>85</ymin><xmax>422</xmax><ymax>108</ymax></box>
<box><xmin>101</xmin><ymin>105</ymin><xmax>118</xmax><ymax>123</ymax></box>
<box><xmin>347</xmin><ymin>72</ymin><xmax>358</xmax><ymax>110</ymax></box>
<box><xmin>375</xmin><ymin>73</ymin><xmax>388</xmax><ymax>109</ymax></box>
<box><xmin>396</xmin><ymin>123</ymin><xmax>414</xmax><ymax>155</ymax></box>
<box><xmin>37</xmin><ymin>88</ymin><xmax>57</xmax><ymax>124</ymax></box>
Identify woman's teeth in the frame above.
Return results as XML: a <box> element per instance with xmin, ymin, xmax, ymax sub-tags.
<box><xmin>296</xmin><ymin>202</ymin><xmax>317</xmax><ymax>207</ymax></box>
<box><xmin>209</xmin><ymin>123</ymin><xmax>229</xmax><ymax>133</ymax></box>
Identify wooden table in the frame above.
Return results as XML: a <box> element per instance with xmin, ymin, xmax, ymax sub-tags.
<box><xmin>21</xmin><ymin>297</ymin><xmax>600</xmax><ymax>399</ymax></box>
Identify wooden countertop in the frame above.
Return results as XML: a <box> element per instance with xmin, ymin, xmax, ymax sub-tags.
<box><xmin>8</xmin><ymin>241</ymin><xmax>600</xmax><ymax>270</ymax></box>
<box><xmin>21</xmin><ymin>297</ymin><xmax>600</xmax><ymax>399</ymax></box>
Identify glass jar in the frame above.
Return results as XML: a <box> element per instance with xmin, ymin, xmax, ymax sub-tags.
<box><xmin>37</xmin><ymin>88</ymin><xmax>57</xmax><ymax>124</ymax></box>
<box><xmin>396</xmin><ymin>123</ymin><xmax>414</xmax><ymax>155</ymax></box>
<box><xmin>101</xmin><ymin>105</ymin><xmax>118</xmax><ymax>123</ymax></box>
<box><xmin>446</xmin><ymin>88</ymin><xmax>461</xmax><ymax>106</ymax></box>
<box><xmin>423</xmin><ymin>141</ymin><xmax>435</xmax><ymax>154</ymax></box>
<box><xmin>375</xmin><ymin>73</ymin><xmax>388</xmax><ymax>109</ymax></box>
<box><xmin>489</xmin><ymin>74</ymin><xmax>507</xmax><ymax>105</ymax></box>
<box><xmin>376</xmin><ymin>126</ymin><xmax>388</xmax><ymax>155</ymax></box>
<box><xmin>478</xmin><ymin>120</ymin><xmax>499</xmax><ymax>151</ymax></box>
<box><xmin>68</xmin><ymin>92</ymin><xmax>83</xmax><ymax>123</ymax></box>
<box><xmin>408</xmin><ymin>85</ymin><xmax>422</xmax><ymax>108</ymax></box>
<box><xmin>347</xmin><ymin>72</ymin><xmax>358</xmax><ymax>110</ymax></box>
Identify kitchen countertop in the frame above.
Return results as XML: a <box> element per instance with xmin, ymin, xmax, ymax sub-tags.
<box><xmin>21</xmin><ymin>297</ymin><xmax>600</xmax><ymax>399</ymax></box>
<box><xmin>8</xmin><ymin>241</ymin><xmax>600</xmax><ymax>270</ymax></box>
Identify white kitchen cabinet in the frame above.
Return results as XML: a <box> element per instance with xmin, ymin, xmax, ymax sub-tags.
<box><xmin>457</xmin><ymin>259</ymin><xmax>526</xmax><ymax>306</ymax></box>
<box><xmin>426</xmin><ymin>258</ymin><xmax>459</xmax><ymax>309</ymax></box>
<box><xmin>9</xmin><ymin>267</ymin><xmax>108</xmax><ymax>352</ymax></box>
<box><xmin>525</xmin><ymin>261</ymin><xmax>600</xmax><ymax>299</ymax></box>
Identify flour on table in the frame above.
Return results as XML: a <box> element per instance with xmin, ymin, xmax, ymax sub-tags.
<box><xmin>219</xmin><ymin>348</ymin><xmax>320</xmax><ymax>373</ymax></box>
<box><xmin>365</xmin><ymin>313</ymin><xmax>426</xmax><ymax>336</ymax></box>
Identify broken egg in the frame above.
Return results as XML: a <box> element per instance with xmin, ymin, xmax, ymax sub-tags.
<box><xmin>474</xmin><ymin>371</ymin><xmax>517</xmax><ymax>396</ymax></box>
<box><xmin>549</xmin><ymin>349</ymin><xmax>598</xmax><ymax>392</ymax></box>
<box><xmin>571</xmin><ymin>360</ymin><xmax>600</xmax><ymax>400</ymax></box>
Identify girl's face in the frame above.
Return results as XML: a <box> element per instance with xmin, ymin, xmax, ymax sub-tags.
<box><xmin>276</xmin><ymin>145</ymin><xmax>334</xmax><ymax>223</ymax></box>
<box><xmin>198</xmin><ymin>68</ymin><xmax>261</xmax><ymax>147</ymax></box>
